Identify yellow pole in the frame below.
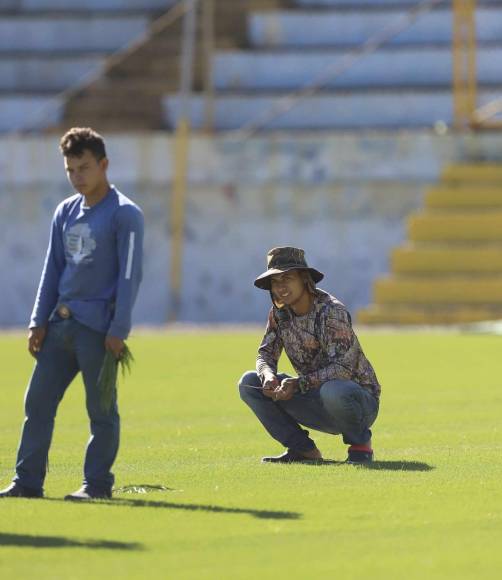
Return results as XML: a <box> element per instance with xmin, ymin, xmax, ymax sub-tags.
<box><xmin>169</xmin><ymin>117</ymin><xmax>190</xmax><ymax>321</ymax></box>
<box><xmin>168</xmin><ymin>0</ymin><xmax>198</xmax><ymax>321</ymax></box>
<box><xmin>452</xmin><ymin>0</ymin><xmax>477</xmax><ymax>130</ymax></box>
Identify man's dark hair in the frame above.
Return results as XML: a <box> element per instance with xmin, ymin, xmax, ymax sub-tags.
<box><xmin>300</xmin><ymin>270</ymin><xmax>316</xmax><ymax>295</ymax></box>
<box><xmin>59</xmin><ymin>127</ymin><xmax>107</xmax><ymax>161</ymax></box>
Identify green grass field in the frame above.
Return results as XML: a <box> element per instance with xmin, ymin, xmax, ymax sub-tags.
<box><xmin>1</xmin><ymin>329</ymin><xmax>501</xmax><ymax>579</ymax></box>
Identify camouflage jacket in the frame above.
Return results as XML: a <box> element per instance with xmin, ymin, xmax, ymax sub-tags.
<box><xmin>256</xmin><ymin>289</ymin><xmax>381</xmax><ymax>398</ymax></box>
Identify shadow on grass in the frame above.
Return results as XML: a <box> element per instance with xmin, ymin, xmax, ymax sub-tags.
<box><xmin>0</xmin><ymin>532</ymin><xmax>143</xmax><ymax>550</ymax></box>
<box><xmin>316</xmin><ymin>459</ymin><xmax>434</xmax><ymax>471</ymax></box>
<box><xmin>361</xmin><ymin>460</ymin><xmax>434</xmax><ymax>471</ymax></box>
<box><xmin>47</xmin><ymin>497</ymin><xmax>300</xmax><ymax>520</ymax></box>
<box><xmin>117</xmin><ymin>499</ymin><xmax>301</xmax><ymax>520</ymax></box>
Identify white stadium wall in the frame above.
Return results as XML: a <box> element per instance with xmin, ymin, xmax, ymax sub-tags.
<box><xmin>1</xmin><ymin>131</ymin><xmax>501</xmax><ymax>327</ymax></box>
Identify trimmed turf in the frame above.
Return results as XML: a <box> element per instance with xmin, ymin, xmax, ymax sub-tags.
<box><xmin>0</xmin><ymin>330</ymin><xmax>501</xmax><ymax>579</ymax></box>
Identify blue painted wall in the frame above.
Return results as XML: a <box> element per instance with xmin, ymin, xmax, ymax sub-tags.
<box><xmin>1</xmin><ymin>131</ymin><xmax>502</xmax><ymax>327</ymax></box>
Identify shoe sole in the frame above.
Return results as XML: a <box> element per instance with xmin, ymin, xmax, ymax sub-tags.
<box><xmin>262</xmin><ymin>458</ymin><xmax>324</xmax><ymax>464</ymax></box>
<box><xmin>64</xmin><ymin>495</ymin><xmax>111</xmax><ymax>501</ymax></box>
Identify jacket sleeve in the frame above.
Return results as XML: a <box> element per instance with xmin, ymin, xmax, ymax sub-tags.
<box><xmin>29</xmin><ymin>206</ymin><xmax>66</xmax><ymax>328</ymax></box>
<box><xmin>256</xmin><ymin>309</ymin><xmax>283</xmax><ymax>381</ymax></box>
<box><xmin>299</xmin><ymin>305</ymin><xmax>356</xmax><ymax>390</ymax></box>
<box><xmin>107</xmin><ymin>204</ymin><xmax>144</xmax><ymax>340</ymax></box>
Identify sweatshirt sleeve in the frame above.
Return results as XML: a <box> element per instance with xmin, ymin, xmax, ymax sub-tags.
<box><xmin>256</xmin><ymin>309</ymin><xmax>283</xmax><ymax>381</ymax></box>
<box><xmin>29</xmin><ymin>206</ymin><xmax>66</xmax><ymax>328</ymax></box>
<box><xmin>107</xmin><ymin>204</ymin><xmax>144</xmax><ymax>340</ymax></box>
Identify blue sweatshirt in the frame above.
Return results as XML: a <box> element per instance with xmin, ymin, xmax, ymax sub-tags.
<box><xmin>30</xmin><ymin>186</ymin><xmax>144</xmax><ymax>340</ymax></box>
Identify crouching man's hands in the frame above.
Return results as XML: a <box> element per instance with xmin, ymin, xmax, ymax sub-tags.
<box><xmin>262</xmin><ymin>374</ymin><xmax>280</xmax><ymax>399</ymax></box>
<box><xmin>273</xmin><ymin>377</ymin><xmax>298</xmax><ymax>401</ymax></box>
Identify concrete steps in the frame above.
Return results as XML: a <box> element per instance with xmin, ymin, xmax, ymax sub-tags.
<box><xmin>408</xmin><ymin>212</ymin><xmax>502</xmax><ymax>242</ymax></box>
<box><xmin>392</xmin><ymin>245</ymin><xmax>502</xmax><ymax>275</ymax></box>
<box><xmin>425</xmin><ymin>187</ymin><xmax>502</xmax><ymax>209</ymax></box>
<box><xmin>358</xmin><ymin>163</ymin><xmax>502</xmax><ymax>325</ymax></box>
<box><xmin>374</xmin><ymin>276</ymin><xmax>502</xmax><ymax>304</ymax></box>
<box><xmin>441</xmin><ymin>164</ymin><xmax>502</xmax><ymax>183</ymax></box>
<box><xmin>358</xmin><ymin>305</ymin><xmax>502</xmax><ymax>325</ymax></box>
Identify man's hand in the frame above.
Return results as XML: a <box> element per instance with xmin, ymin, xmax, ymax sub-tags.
<box><xmin>28</xmin><ymin>327</ymin><xmax>46</xmax><ymax>357</ymax></box>
<box><xmin>262</xmin><ymin>374</ymin><xmax>279</xmax><ymax>399</ymax></box>
<box><xmin>105</xmin><ymin>335</ymin><xmax>125</xmax><ymax>360</ymax></box>
<box><xmin>274</xmin><ymin>377</ymin><xmax>299</xmax><ymax>402</ymax></box>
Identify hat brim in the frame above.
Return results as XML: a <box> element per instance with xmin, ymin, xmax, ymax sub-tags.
<box><xmin>254</xmin><ymin>266</ymin><xmax>324</xmax><ymax>290</ymax></box>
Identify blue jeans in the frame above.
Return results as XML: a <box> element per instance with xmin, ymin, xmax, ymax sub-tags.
<box><xmin>238</xmin><ymin>371</ymin><xmax>379</xmax><ymax>453</ymax></box>
<box><xmin>13</xmin><ymin>317</ymin><xmax>119</xmax><ymax>493</ymax></box>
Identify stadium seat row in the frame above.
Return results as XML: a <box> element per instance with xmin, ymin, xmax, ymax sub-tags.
<box><xmin>248</xmin><ymin>7</ymin><xmax>502</xmax><ymax>47</ymax></box>
<box><xmin>163</xmin><ymin>90</ymin><xmax>500</xmax><ymax>131</ymax></box>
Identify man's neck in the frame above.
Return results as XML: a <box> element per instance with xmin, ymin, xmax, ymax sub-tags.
<box><xmin>290</xmin><ymin>292</ymin><xmax>314</xmax><ymax>316</ymax></box>
<box><xmin>82</xmin><ymin>182</ymin><xmax>110</xmax><ymax>207</ymax></box>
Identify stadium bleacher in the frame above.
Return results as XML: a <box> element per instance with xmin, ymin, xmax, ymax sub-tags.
<box><xmin>163</xmin><ymin>0</ymin><xmax>502</xmax><ymax>130</ymax></box>
<box><xmin>2</xmin><ymin>0</ymin><xmax>502</xmax><ymax>133</ymax></box>
<box><xmin>0</xmin><ymin>0</ymin><xmax>176</xmax><ymax>132</ymax></box>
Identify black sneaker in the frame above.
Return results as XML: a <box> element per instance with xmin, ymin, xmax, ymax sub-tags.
<box><xmin>346</xmin><ymin>448</ymin><xmax>374</xmax><ymax>464</ymax></box>
<box><xmin>0</xmin><ymin>482</ymin><xmax>43</xmax><ymax>498</ymax></box>
<box><xmin>64</xmin><ymin>486</ymin><xmax>112</xmax><ymax>501</ymax></box>
<box><xmin>262</xmin><ymin>449</ymin><xmax>323</xmax><ymax>464</ymax></box>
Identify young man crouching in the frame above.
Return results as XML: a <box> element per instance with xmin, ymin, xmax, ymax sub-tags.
<box><xmin>238</xmin><ymin>246</ymin><xmax>380</xmax><ymax>464</ymax></box>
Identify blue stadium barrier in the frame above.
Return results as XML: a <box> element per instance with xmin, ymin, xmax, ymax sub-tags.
<box><xmin>293</xmin><ymin>0</ymin><xmax>501</xmax><ymax>6</ymax></box>
<box><xmin>293</xmin><ymin>0</ymin><xmax>429</xmax><ymax>5</ymax></box>
<box><xmin>162</xmin><ymin>90</ymin><xmax>500</xmax><ymax>130</ymax></box>
<box><xmin>213</xmin><ymin>47</ymin><xmax>502</xmax><ymax>90</ymax></box>
<box><xmin>0</xmin><ymin>96</ymin><xmax>63</xmax><ymax>131</ymax></box>
<box><xmin>0</xmin><ymin>16</ymin><xmax>148</xmax><ymax>52</ymax></box>
<box><xmin>0</xmin><ymin>56</ymin><xmax>105</xmax><ymax>91</ymax></box>
<box><xmin>0</xmin><ymin>0</ymin><xmax>175</xmax><ymax>11</ymax></box>
<box><xmin>248</xmin><ymin>8</ymin><xmax>502</xmax><ymax>47</ymax></box>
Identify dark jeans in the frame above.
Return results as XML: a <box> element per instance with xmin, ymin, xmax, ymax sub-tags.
<box><xmin>13</xmin><ymin>317</ymin><xmax>119</xmax><ymax>493</ymax></box>
<box><xmin>238</xmin><ymin>370</ymin><xmax>379</xmax><ymax>453</ymax></box>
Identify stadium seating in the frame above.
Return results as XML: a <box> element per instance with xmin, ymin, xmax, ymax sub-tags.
<box><xmin>212</xmin><ymin>48</ymin><xmax>502</xmax><ymax>90</ymax></box>
<box><xmin>163</xmin><ymin>0</ymin><xmax>502</xmax><ymax>130</ymax></box>
<box><xmin>247</xmin><ymin>7</ymin><xmax>502</xmax><ymax>47</ymax></box>
<box><xmin>358</xmin><ymin>164</ymin><xmax>502</xmax><ymax>324</ymax></box>
<box><xmin>0</xmin><ymin>0</ymin><xmax>174</xmax><ymax>132</ymax></box>
<box><xmin>2</xmin><ymin>0</ymin><xmax>502</xmax><ymax>132</ymax></box>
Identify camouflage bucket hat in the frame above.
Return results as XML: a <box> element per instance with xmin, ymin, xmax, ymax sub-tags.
<box><xmin>254</xmin><ymin>246</ymin><xmax>324</xmax><ymax>290</ymax></box>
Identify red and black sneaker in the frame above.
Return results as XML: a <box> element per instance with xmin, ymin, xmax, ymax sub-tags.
<box><xmin>346</xmin><ymin>445</ymin><xmax>374</xmax><ymax>464</ymax></box>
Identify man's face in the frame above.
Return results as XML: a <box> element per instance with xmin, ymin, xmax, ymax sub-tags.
<box><xmin>270</xmin><ymin>270</ymin><xmax>306</xmax><ymax>306</ymax></box>
<box><xmin>64</xmin><ymin>149</ymin><xmax>108</xmax><ymax>196</ymax></box>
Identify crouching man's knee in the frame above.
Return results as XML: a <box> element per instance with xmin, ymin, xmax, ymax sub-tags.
<box><xmin>238</xmin><ymin>370</ymin><xmax>261</xmax><ymax>400</ymax></box>
<box><xmin>319</xmin><ymin>380</ymin><xmax>360</xmax><ymax>413</ymax></box>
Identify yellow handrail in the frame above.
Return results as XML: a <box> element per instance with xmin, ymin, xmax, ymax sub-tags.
<box><xmin>452</xmin><ymin>0</ymin><xmax>477</xmax><ymax>130</ymax></box>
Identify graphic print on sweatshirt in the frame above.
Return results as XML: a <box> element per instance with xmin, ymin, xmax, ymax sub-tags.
<box><xmin>65</xmin><ymin>223</ymin><xmax>97</xmax><ymax>264</ymax></box>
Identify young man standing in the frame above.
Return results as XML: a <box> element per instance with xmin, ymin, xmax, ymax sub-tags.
<box><xmin>239</xmin><ymin>247</ymin><xmax>380</xmax><ymax>464</ymax></box>
<box><xmin>0</xmin><ymin>127</ymin><xmax>144</xmax><ymax>500</ymax></box>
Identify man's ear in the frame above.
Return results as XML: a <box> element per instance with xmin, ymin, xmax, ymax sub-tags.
<box><xmin>100</xmin><ymin>157</ymin><xmax>109</xmax><ymax>172</ymax></box>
